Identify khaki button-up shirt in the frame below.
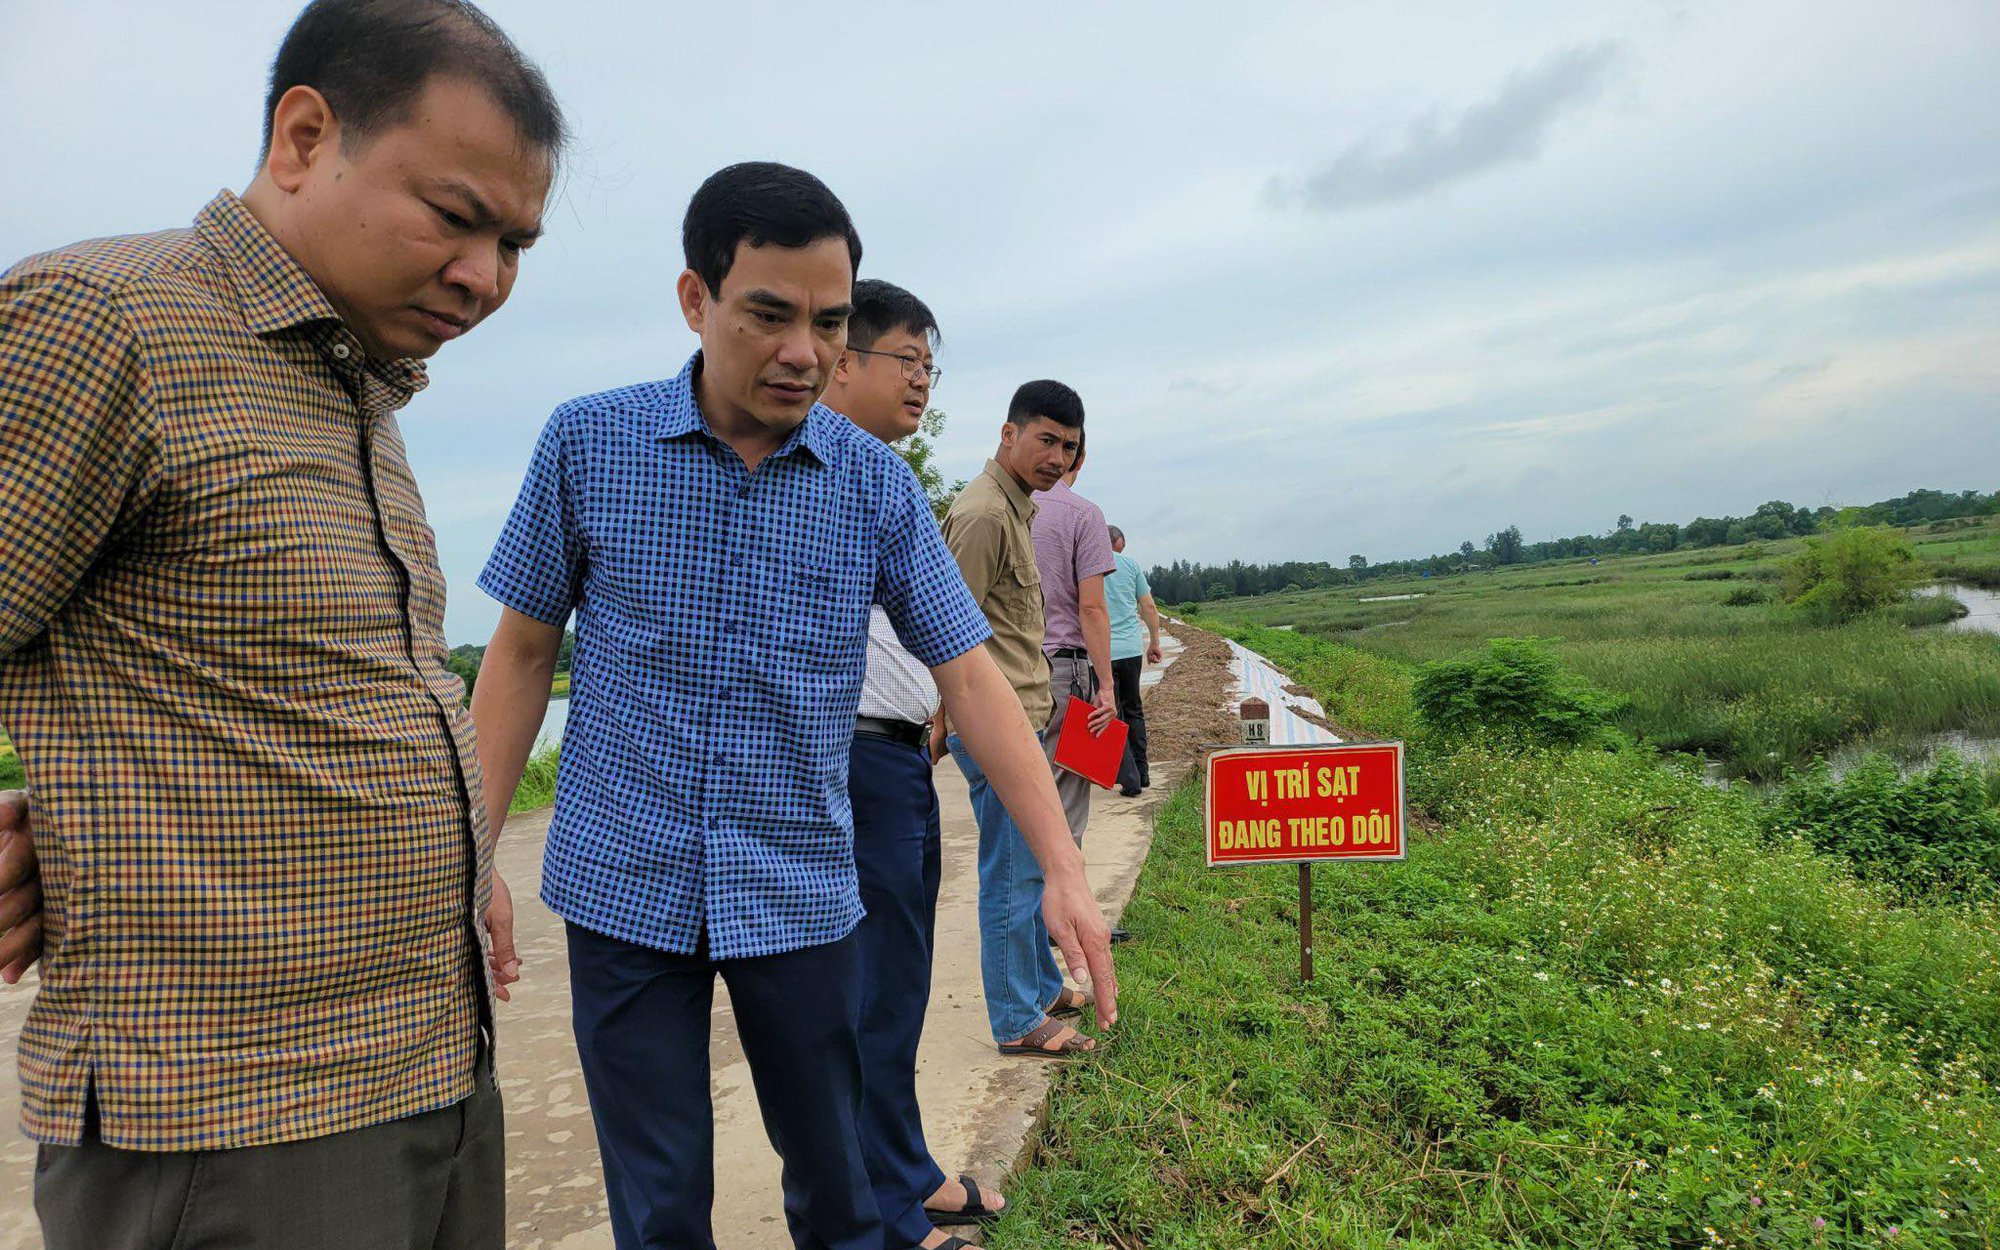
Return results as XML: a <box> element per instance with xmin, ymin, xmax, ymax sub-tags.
<box><xmin>0</xmin><ymin>192</ymin><xmax>488</xmax><ymax>1151</ymax></box>
<box><xmin>942</xmin><ymin>459</ymin><xmax>1051</xmax><ymax>729</ymax></box>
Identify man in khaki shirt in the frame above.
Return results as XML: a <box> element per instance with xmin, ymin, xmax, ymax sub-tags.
<box><xmin>941</xmin><ymin>381</ymin><xmax>1105</xmax><ymax>1057</ymax></box>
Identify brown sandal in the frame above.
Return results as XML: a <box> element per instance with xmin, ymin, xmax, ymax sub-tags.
<box><xmin>997</xmin><ymin>1015</ymin><xmax>1096</xmax><ymax>1059</ymax></box>
<box><xmin>1047</xmin><ymin>986</ymin><xmax>1090</xmax><ymax>1018</ymax></box>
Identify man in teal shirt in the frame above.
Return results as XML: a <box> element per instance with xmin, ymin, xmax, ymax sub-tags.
<box><xmin>1104</xmin><ymin>526</ymin><xmax>1162</xmax><ymax>796</ymax></box>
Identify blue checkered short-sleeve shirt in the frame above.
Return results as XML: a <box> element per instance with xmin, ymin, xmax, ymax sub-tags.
<box><xmin>478</xmin><ymin>354</ymin><xmax>991</xmax><ymax>958</ymax></box>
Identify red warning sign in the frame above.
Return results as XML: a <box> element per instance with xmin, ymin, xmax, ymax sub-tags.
<box><xmin>1205</xmin><ymin>742</ymin><xmax>1406</xmax><ymax>866</ymax></box>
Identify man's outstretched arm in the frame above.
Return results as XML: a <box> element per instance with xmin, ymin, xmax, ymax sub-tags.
<box><xmin>467</xmin><ymin>607</ymin><xmax>566</xmax><ymax>1001</ymax></box>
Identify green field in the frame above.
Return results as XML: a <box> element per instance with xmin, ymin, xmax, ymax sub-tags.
<box><xmin>0</xmin><ymin>733</ymin><xmax>20</xmax><ymax>791</ymax></box>
<box><xmin>995</xmin><ymin>627</ymin><xmax>2000</xmax><ymax>1249</ymax></box>
<box><xmin>1193</xmin><ymin>521</ymin><xmax>2000</xmax><ymax>779</ymax></box>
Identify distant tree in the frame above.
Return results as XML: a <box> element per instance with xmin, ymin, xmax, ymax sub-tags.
<box><xmin>445</xmin><ymin>645</ymin><xmax>483</xmax><ymax>702</ymax></box>
<box><xmin>1684</xmin><ymin>516</ymin><xmax>1730</xmax><ymax>547</ymax></box>
<box><xmin>1139</xmin><ymin>486</ymin><xmax>1993</xmax><ymax>603</ymax></box>
<box><xmin>1637</xmin><ymin>521</ymin><xmax>1681</xmax><ymax>553</ymax></box>
<box><xmin>1485</xmin><ymin>525</ymin><xmax>1525</xmax><ymax>565</ymax></box>
<box><xmin>894</xmin><ymin>407</ymin><xmax>966</xmax><ymax>522</ymax></box>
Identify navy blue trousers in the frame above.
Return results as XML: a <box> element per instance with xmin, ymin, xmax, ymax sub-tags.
<box><xmin>849</xmin><ymin>731</ymin><xmax>948</xmax><ymax>1249</ymax></box>
<box><xmin>567</xmin><ymin>921</ymin><xmax>880</xmax><ymax>1250</ymax></box>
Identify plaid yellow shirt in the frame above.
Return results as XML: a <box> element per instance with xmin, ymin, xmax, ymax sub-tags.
<box><xmin>0</xmin><ymin>193</ymin><xmax>490</xmax><ymax>1151</ymax></box>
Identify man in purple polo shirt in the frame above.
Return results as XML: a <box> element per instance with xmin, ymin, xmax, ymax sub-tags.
<box><xmin>1031</xmin><ymin>431</ymin><xmax>1117</xmax><ymax>846</ymax></box>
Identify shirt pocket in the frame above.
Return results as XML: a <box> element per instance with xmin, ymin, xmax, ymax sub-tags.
<box><xmin>997</xmin><ymin>556</ymin><xmax>1044</xmax><ymax>634</ymax></box>
<box><xmin>778</xmin><ymin>563</ymin><xmax>870</xmax><ymax>671</ymax></box>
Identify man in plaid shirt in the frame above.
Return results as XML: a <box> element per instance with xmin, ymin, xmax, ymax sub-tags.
<box><xmin>0</xmin><ymin>1</ymin><xmax>562</xmax><ymax>1245</ymax></box>
<box><xmin>471</xmin><ymin>163</ymin><xmax>1120</xmax><ymax>1250</ymax></box>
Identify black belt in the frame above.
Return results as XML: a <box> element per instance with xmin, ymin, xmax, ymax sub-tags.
<box><xmin>855</xmin><ymin>716</ymin><xmax>928</xmax><ymax>748</ymax></box>
<box><xmin>1049</xmin><ymin>646</ymin><xmax>1088</xmax><ymax>659</ymax></box>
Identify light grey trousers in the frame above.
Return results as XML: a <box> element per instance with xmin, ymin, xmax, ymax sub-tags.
<box><xmin>1041</xmin><ymin>652</ymin><xmax>1098</xmax><ymax>846</ymax></box>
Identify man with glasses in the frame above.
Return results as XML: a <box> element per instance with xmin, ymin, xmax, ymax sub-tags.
<box><xmin>819</xmin><ymin>279</ymin><xmax>1010</xmax><ymax>1249</ymax></box>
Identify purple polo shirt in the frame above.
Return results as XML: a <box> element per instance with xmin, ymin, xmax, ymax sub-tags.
<box><xmin>1030</xmin><ymin>480</ymin><xmax>1116</xmax><ymax>654</ymax></box>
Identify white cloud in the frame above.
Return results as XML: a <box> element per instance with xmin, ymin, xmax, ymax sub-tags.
<box><xmin>2</xmin><ymin>0</ymin><xmax>1996</xmax><ymax>640</ymax></box>
<box><xmin>1271</xmin><ymin>42</ymin><xmax>1622</xmax><ymax>213</ymax></box>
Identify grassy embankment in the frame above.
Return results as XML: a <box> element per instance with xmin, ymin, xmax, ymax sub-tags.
<box><xmin>0</xmin><ymin>734</ymin><xmax>21</xmax><ymax>791</ymax></box>
<box><xmin>510</xmin><ymin>743</ymin><xmax>561</xmax><ymax>813</ymax></box>
<box><xmin>509</xmin><ymin>674</ymin><xmax>570</xmax><ymax>811</ymax></box>
<box><xmin>1194</xmin><ymin>520</ymin><xmax>2000</xmax><ymax>780</ymax></box>
<box><xmin>993</xmin><ymin>625</ymin><xmax>1999</xmax><ymax>1249</ymax></box>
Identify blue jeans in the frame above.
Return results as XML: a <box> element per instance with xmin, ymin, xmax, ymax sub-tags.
<box><xmin>947</xmin><ymin>734</ymin><xmax>1064</xmax><ymax>1043</ymax></box>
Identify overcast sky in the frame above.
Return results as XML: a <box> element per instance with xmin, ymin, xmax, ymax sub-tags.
<box><xmin>4</xmin><ymin>1</ymin><xmax>1996</xmax><ymax>643</ymax></box>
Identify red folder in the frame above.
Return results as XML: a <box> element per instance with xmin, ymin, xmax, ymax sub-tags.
<box><xmin>1052</xmin><ymin>696</ymin><xmax>1129</xmax><ymax>790</ymax></box>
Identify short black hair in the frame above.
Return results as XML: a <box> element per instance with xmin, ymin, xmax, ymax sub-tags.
<box><xmin>1108</xmin><ymin>524</ymin><xmax>1125</xmax><ymax>545</ymax></box>
<box><xmin>1006</xmin><ymin>379</ymin><xmax>1084</xmax><ymax>430</ymax></box>
<box><xmin>683</xmin><ymin>162</ymin><xmax>863</xmax><ymax>296</ymax></box>
<box><xmin>848</xmin><ymin>279</ymin><xmax>938</xmax><ymax>352</ymax></box>
<box><xmin>264</xmin><ymin>0</ymin><xmax>566</xmax><ymax>160</ymax></box>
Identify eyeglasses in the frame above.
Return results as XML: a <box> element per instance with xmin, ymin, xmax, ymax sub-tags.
<box><xmin>849</xmin><ymin>347</ymin><xmax>942</xmax><ymax>388</ymax></box>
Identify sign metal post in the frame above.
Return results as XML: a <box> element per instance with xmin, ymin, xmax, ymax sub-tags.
<box><xmin>1299</xmin><ymin>862</ymin><xmax>1314</xmax><ymax>982</ymax></box>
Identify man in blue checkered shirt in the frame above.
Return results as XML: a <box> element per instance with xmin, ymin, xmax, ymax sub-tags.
<box><xmin>468</xmin><ymin>163</ymin><xmax>1118</xmax><ymax>1250</ymax></box>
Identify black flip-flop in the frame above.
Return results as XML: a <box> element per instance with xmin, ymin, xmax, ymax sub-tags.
<box><xmin>925</xmin><ymin>1173</ymin><xmax>1004</xmax><ymax>1225</ymax></box>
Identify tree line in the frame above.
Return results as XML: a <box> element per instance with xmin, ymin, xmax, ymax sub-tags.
<box><xmin>1147</xmin><ymin>487</ymin><xmax>1998</xmax><ymax>604</ymax></box>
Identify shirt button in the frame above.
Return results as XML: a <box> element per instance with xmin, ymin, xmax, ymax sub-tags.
<box><xmin>713</xmin><ymin>750</ymin><xmax>727</xmax><ymax>764</ymax></box>
<box><xmin>332</xmin><ymin>343</ymin><xmax>351</xmax><ymax>360</ymax></box>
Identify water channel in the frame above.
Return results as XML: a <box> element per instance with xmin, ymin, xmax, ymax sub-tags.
<box><xmin>1918</xmin><ymin>581</ymin><xmax>2000</xmax><ymax>636</ymax></box>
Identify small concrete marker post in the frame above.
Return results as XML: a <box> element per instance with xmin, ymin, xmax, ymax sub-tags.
<box><xmin>1239</xmin><ymin>697</ymin><xmax>1270</xmax><ymax>747</ymax></box>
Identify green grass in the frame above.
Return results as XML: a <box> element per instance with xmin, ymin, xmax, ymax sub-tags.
<box><xmin>0</xmin><ymin>733</ymin><xmax>21</xmax><ymax>791</ymax></box>
<box><xmin>1195</xmin><ymin>522</ymin><xmax>2000</xmax><ymax>779</ymax></box>
<box><xmin>509</xmin><ymin>743</ymin><xmax>561</xmax><ymax>813</ymax></box>
<box><xmin>996</xmin><ymin>630</ymin><xmax>2000</xmax><ymax>1249</ymax></box>
<box><xmin>550</xmin><ymin>671</ymin><xmax>572</xmax><ymax>699</ymax></box>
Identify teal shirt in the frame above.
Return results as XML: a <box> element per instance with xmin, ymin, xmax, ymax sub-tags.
<box><xmin>1106</xmin><ymin>552</ymin><xmax>1152</xmax><ymax>660</ymax></box>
